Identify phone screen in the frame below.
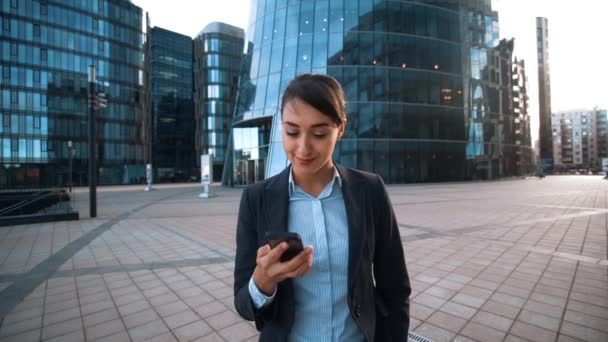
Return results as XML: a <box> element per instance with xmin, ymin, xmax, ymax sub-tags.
<box><xmin>265</xmin><ymin>232</ymin><xmax>304</xmax><ymax>262</ymax></box>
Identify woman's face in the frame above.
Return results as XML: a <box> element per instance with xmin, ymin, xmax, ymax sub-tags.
<box><xmin>282</xmin><ymin>98</ymin><xmax>345</xmax><ymax>178</ymax></box>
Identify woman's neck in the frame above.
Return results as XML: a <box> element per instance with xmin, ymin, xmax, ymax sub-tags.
<box><xmin>293</xmin><ymin>162</ymin><xmax>335</xmax><ymax>197</ymax></box>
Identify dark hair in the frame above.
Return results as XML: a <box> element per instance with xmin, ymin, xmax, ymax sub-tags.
<box><xmin>280</xmin><ymin>73</ymin><xmax>346</xmax><ymax>126</ymax></box>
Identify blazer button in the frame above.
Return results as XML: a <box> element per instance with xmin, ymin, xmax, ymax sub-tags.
<box><xmin>355</xmin><ymin>304</ymin><xmax>361</xmax><ymax>317</ymax></box>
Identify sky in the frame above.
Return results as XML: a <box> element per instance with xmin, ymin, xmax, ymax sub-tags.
<box><xmin>133</xmin><ymin>0</ymin><xmax>608</xmax><ymax>144</ymax></box>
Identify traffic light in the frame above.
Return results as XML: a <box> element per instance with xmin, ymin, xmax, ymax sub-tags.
<box><xmin>93</xmin><ymin>92</ymin><xmax>108</xmax><ymax>111</ymax></box>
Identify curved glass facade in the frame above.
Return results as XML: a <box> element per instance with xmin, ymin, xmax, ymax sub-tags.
<box><xmin>0</xmin><ymin>0</ymin><xmax>145</xmax><ymax>187</ymax></box>
<box><xmin>194</xmin><ymin>22</ymin><xmax>244</xmax><ymax>178</ymax></box>
<box><xmin>226</xmin><ymin>0</ymin><xmax>533</xmax><ymax>185</ymax></box>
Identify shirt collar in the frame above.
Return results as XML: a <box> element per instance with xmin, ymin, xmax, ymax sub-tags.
<box><xmin>288</xmin><ymin>166</ymin><xmax>342</xmax><ymax>197</ymax></box>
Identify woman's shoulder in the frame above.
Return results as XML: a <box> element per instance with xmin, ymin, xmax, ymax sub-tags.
<box><xmin>337</xmin><ymin>164</ymin><xmax>383</xmax><ymax>185</ymax></box>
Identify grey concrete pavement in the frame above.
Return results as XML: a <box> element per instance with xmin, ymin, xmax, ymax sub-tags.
<box><xmin>0</xmin><ymin>176</ymin><xmax>606</xmax><ymax>342</ymax></box>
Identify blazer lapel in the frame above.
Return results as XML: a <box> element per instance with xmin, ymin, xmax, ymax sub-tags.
<box><xmin>262</xmin><ymin>166</ymin><xmax>291</xmax><ymax>233</ymax></box>
<box><xmin>336</xmin><ymin>164</ymin><xmax>366</xmax><ymax>290</ymax></box>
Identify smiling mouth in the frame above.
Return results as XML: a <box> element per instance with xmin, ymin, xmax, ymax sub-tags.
<box><xmin>296</xmin><ymin>156</ymin><xmax>315</xmax><ymax>163</ymax></box>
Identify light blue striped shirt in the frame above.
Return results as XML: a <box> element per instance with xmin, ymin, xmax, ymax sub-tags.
<box><xmin>249</xmin><ymin>167</ymin><xmax>365</xmax><ymax>341</ymax></box>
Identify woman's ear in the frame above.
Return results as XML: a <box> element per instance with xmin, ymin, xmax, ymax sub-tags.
<box><xmin>338</xmin><ymin>119</ymin><xmax>347</xmax><ymax>139</ymax></box>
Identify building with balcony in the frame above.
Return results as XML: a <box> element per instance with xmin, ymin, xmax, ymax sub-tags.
<box><xmin>552</xmin><ymin>108</ymin><xmax>608</xmax><ymax>171</ymax></box>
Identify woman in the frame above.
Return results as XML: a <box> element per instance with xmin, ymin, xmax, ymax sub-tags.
<box><xmin>234</xmin><ymin>74</ymin><xmax>411</xmax><ymax>341</ymax></box>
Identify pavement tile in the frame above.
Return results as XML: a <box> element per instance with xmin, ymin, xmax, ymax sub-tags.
<box><xmin>460</xmin><ymin>321</ymin><xmax>506</xmax><ymax>342</ymax></box>
<box><xmin>564</xmin><ymin>309</ymin><xmax>608</xmax><ymax>333</ymax></box>
<box><xmin>217</xmin><ymin>321</ymin><xmax>258</xmax><ymax>341</ymax></box>
<box><xmin>510</xmin><ymin>321</ymin><xmax>557</xmax><ymax>342</ymax></box>
<box><xmin>438</xmin><ymin>301</ymin><xmax>477</xmax><ymax>320</ymax></box>
<box><xmin>149</xmin><ymin>292</ymin><xmax>180</xmax><ymax>306</ymax></box>
<box><xmin>123</xmin><ymin>308</ymin><xmax>160</xmax><ymax>329</ymax></box>
<box><xmin>481</xmin><ymin>300</ymin><xmax>521</xmax><ymax>319</ymax></box>
<box><xmin>193</xmin><ymin>301</ymin><xmax>228</xmax><ymax>319</ymax></box>
<box><xmin>451</xmin><ymin>293</ymin><xmax>486</xmax><ymax>309</ymax></box>
<box><xmin>517</xmin><ymin>309</ymin><xmax>561</xmax><ymax>332</ymax></box>
<box><xmin>82</xmin><ymin>307</ymin><xmax>120</xmax><ymax>328</ymax></box>
<box><xmin>117</xmin><ymin>299</ymin><xmax>151</xmax><ymax>317</ymax></box>
<box><xmin>491</xmin><ymin>292</ymin><xmax>527</xmax><ymax>308</ymax></box>
<box><xmin>127</xmin><ymin>319</ymin><xmax>169</xmax><ymax>341</ymax></box>
<box><xmin>414</xmin><ymin>323</ymin><xmax>456</xmax><ymax>342</ymax></box>
<box><xmin>163</xmin><ymin>309</ymin><xmax>201</xmax><ymax>330</ymax></box>
<box><xmin>423</xmin><ymin>286</ymin><xmax>457</xmax><ymax>300</ymax></box>
<box><xmin>156</xmin><ymin>300</ymin><xmax>190</xmax><ymax>317</ymax></box>
<box><xmin>560</xmin><ymin>321</ymin><xmax>608</xmax><ymax>342</ymax></box>
<box><xmin>84</xmin><ymin>319</ymin><xmax>125</xmax><ymax>341</ymax></box>
<box><xmin>426</xmin><ymin>311</ymin><xmax>468</xmax><ymax>333</ymax></box>
<box><xmin>410</xmin><ymin>302</ymin><xmax>436</xmax><ymax>321</ymax></box>
<box><xmin>41</xmin><ymin>317</ymin><xmax>82</xmax><ymax>340</ymax></box>
<box><xmin>192</xmin><ymin>332</ymin><xmax>227</xmax><ymax>342</ymax></box>
<box><xmin>43</xmin><ymin>306</ymin><xmax>81</xmax><ymax>326</ymax></box>
<box><xmin>173</xmin><ymin>320</ymin><xmax>212</xmax><ymax>342</ymax></box>
<box><xmin>0</xmin><ymin>329</ymin><xmax>40</xmax><ymax>342</ymax></box>
<box><xmin>1</xmin><ymin>306</ymin><xmax>43</xmax><ymax>326</ymax></box>
<box><xmin>0</xmin><ymin>316</ymin><xmax>42</xmax><ymax>337</ymax></box>
<box><xmin>80</xmin><ymin>299</ymin><xmax>115</xmax><ymax>316</ymax></box>
<box><xmin>471</xmin><ymin>311</ymin><xmax>514</xmax><ymax>332</ymax></box>
<box><xmin>413</xmin><ymin>293</ymin><xmax>447</xmax><ymax>310</ymax></box>
<box><xmin>529</xmin><ymin>291</ymin><xmax>568</xmax><ymax>308</ymax></box>
<box><xmin>523</xmin><ymin>299</ymin><xmax>564</xmax><ymax>319</ymax></box>
<box><xmin>205</xmin><ymin>310</ymin><xmax>243</xmax><ymax>331</ymax></box>
<box><xmin>42</xmin><ymin>329</ymin><xmax>84</xmax><ymax>342</ymax></box>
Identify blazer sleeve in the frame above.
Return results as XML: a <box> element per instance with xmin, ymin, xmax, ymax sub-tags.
<box><xmin>233</xmin><ymin>186</ymin><xmax>278</xmax><ymax>330</ymax></box>
<box><xmin>372</xmin><ymin>175</ymin><xmax>412</xmax><ymax>340</ymax></box>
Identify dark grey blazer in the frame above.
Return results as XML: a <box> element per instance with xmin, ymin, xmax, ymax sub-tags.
<box><xmin>233</xmin><ymin>164</ymin><xmax>411</xmax><ymax>341</ymax></box>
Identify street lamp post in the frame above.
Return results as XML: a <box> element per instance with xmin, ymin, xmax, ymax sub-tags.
<box><xmin>88</xmin><ymin>65</ymin><xmax>97</xmax><ymax>218</ymax></box>
<box><xmin>68</xmin><ymin>140</ymin><xmax>73</xmax><ymax>193</ymax></box>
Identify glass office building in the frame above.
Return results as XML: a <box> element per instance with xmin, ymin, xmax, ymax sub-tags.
<box><xmin>194</xmin><ymin>22</ymin><xmax>244</xmax><ymax>179</ymax></box>
<box><xmin>148</xmin><ymin>26</ymin><xmax>195</xmax><ymax>183</ymax></box>
<box><xmin>225</xmin><ymin>0</ymin><xmax>533</xmax><ymax>185</ymax></box>
<box><xmin>0</xmin><ymin>0</ymin><xmax>146</xmax><ymax>188</ymax></box>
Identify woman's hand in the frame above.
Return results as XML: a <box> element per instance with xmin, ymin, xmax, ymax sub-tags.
<box><xmin>252</xmin><ymin>242</ymin><xmax>314</xmax><ymax>295</ymax></box>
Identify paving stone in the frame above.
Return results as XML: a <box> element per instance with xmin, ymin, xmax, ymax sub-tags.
<box><xmin>438</xmin><ymin>301</ymin><xmax>477</xmax><ymax>320</ymax></box>
<box><xmin>41</xmin><ymin>317</ymin><xmax>82</xmax><ymax>340</ymax></box>
<box><xmin>426</xmin><ymin>311</ymin><xmax>468</xmax><ymax>333</ymax></box>
<box><xmin>82</xmin><ymin>307</ymin><xmax>120</xmax><ymax>328</ymax></box>
<box><xmin>460</xmin><ymin>321</ymin><xmax>506</xmax><ymax>342</ymax></box>
<box><xmin>560</xmin><ymin>321</ymin><xmax>608</xmax><ymax>342</ymax></box>
<box><xmin>0</xmin><ymin>316</ymin><xmax>42</xmax><ymax>338</ymax></box>
<box><xmin>127</xmin><ymin>319</ymin><xmax>169</xmax><ymax>341</ymax></box>
<box><xmin>517</xmin><ymin>310</ymin><xmax>561</xmax><ymax>332</ymax></box>
<box><xmin>218</xmin><ymin>321</ymin><xmax>258</xmax><ymax>341</ymax></box>
<box><xmin>510</xmin><ymin>321</ymin><xmax>557</xmax><ymax>342</ymax></box>
<box><xmin>173</xmin><ymin>320</ymin><xmax>212</xmax><ymax>341</ymax></box>
<box><xmin>414</xmin><ymin>323</ymin><xmax>456</xmax><ymax>342</ymax></box>
<box><xmin>42</xmin><ymin>329</ymin><xmax>84</xmax><ymax>342</ymax></box>
<box><xmin>471</xmin><ymin>310</ymin><xmax>514</xmax><ymax>332</ymax></box>
<box><xmin>205</xmin><ymin>310</ymin><xmax>242</xmax><ymax>331</ymax></box>
<box><xmin>84</xmin><ymin>319</ymin><xmax>125</xmax><ymax>341</ymax></box>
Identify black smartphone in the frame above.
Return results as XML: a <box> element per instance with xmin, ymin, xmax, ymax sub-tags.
<box><xmin>265</xmin><ymin>231</ymin><xmax>304</xmax><ymax>262</ymax></box>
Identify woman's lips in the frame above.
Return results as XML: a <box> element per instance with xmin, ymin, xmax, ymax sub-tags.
<box><xmin>295</xmin><ymin>156</ymin><xmax>315</xmax><ymax>165</ymax></box>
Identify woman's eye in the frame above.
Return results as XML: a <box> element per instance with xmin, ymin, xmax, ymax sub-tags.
<box><xmin>313</xmin><ymin>133</ymin><xmax>327</xmax><ymax>138</ymax></box>
<box><xmin>286</xmin><ymin>131</ymin><xmax>299</xmax><ymax>136</ymax></box>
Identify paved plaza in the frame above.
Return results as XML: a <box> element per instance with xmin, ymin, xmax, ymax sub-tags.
<box><xmin>0</xmin><ymin>175</ymin><xmax>606</xmax><ymax>342</ymax></box>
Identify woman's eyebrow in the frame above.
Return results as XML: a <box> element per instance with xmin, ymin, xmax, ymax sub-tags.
<box><xmin>282</xmin><ymin>121</ymin><xmax>330</xmax><ymax>128</ymax></box>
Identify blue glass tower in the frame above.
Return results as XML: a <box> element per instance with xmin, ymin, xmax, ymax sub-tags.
<box><xmin>194</xmin><ymin>22</ymin><xmax>244</xmax><ymax>180</ymax></box>
<box><xmin>227</xmin><ymin>0</ymin><xmax>533</xmax><ymax>185</ymax></box>
<box><xmin>148</xmin><ymin>26</ymin><xmax>195</xmax><ymax>183</ymax></box>
<box><xmin>0</xmin><ymin>0</ymin><xmax>146</xmax><ymax>187</ymax></box>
